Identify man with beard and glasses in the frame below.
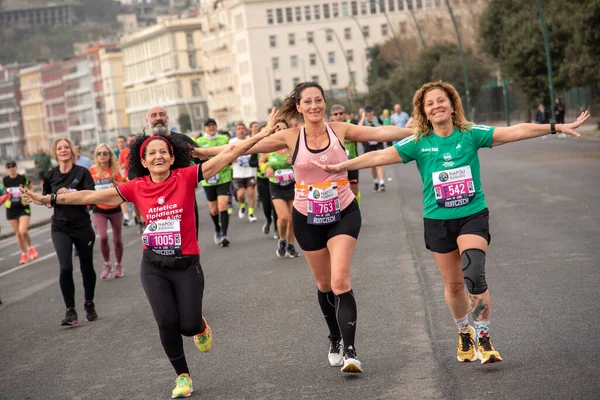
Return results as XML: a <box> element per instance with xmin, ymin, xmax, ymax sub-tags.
<box><xmin>144</xmin><ymin>106</ymin><xmax>202</xmax><ymax>238</ymax></box>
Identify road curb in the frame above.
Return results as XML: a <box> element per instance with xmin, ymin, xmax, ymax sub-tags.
<box><xmin>0</xmin><ymin>218</ymin><xmax>52</xmax><ymax>240</ymax></box>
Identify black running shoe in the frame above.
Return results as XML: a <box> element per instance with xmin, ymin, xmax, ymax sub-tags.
<box><xmin>84</xmin><ymin>301</ymin><xmax>98</xmax><ymax>322</ymax></box>
<box><xmin>286</xmin><ymin>244</ymin><xmax>300</xmax><ymax>258</ymax></box>
<box><xmin>61</xmin><ymin>308</ymin><xmax>79</xmax><ymax>326</ymax></box>
<box><xmin>374</xmin><ymin>182</ymin><xmax>379</xmax><ymax>191</ymax></box>
<box><xmin>262</xmin><ymin>221</ymin><xmax>271</xmax><ymax>235</ymax></box>
<box><xmin>379</xmin><ymin>183</ymin><xmax>386</xmax><ymax>192</ymax></box>
<box><xmin>276</xmin><ymin>240</ymin><xmax>287</xmax><ymax>258</ymax></box>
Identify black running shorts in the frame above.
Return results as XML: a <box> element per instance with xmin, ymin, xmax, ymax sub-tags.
<box><xmin>6</xmin><ymin>207</ymin><xmax>30</xmax><ymax>220</ymax></box>
<box><xmin>269</xmin><ymin>182</ymin><xmax>295</xmax><ymax>201</ymax></box>
<box><xmin>292</xmin><ymin>200</ymin><xmax>361</xmax><ymax>252</ymax></box>
<box><xmin>423</xmin><ymin>208</ymin><xmax>491</xmax><ymax>254</ymax></box>
<box><xmin>203</xmin><ymin>182</ymin><xmax>231</xmax><ymax>202</ymax></box>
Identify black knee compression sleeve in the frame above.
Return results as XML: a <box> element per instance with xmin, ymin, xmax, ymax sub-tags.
<box><xmin>461</xmin><ymin>248</ymin><xmax>487</xmax><ymax>295</ymax></box>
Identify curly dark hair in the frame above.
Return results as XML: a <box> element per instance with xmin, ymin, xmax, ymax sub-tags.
<box><xmin>127</xmin><ymin>134</ymin><xmax>195</xmax><ymax>179</ymax></box>
<box><xmin>279</xmin><ymin>81</ymin><xmax>326</xmax><ymax>122</ymax></box>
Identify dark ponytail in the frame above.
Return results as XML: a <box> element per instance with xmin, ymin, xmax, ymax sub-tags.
<box><xmin>279</xmin><ymin>82</ymin><xmax>326</xmax><ymax>122</ymax></box>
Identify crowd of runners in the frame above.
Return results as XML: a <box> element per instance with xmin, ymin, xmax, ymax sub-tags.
<box><xmin>10</xmin><ymin>80</ymin><xmax>590</xmax><ymax>399</ymax></box>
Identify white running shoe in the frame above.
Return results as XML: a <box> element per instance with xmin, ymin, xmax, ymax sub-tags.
<box><xmin>238</xmin><ymin>206</ymin><xmax>245</xmax><ymax>219</ymax></box>
<box><xmin>328</xmin><ymin>337</ymin><xmax>343</xmax><ymax>367</ymax></box>
<box><xmin>248</xmin><ymin>213</ymin><xmax>257</xmax><ymax>223</ymax></box>
<box><xmin>341</xmin><ymin>346</ymin><xmax>363</xmax><ymax>373</ymax></box>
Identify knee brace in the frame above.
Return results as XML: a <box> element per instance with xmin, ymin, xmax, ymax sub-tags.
<box><xmin>461</xmin><ymin>249</ymin><xmax>487</xmax><ymax>295</ymax></box>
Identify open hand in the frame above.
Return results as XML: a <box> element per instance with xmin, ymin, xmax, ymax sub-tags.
<box><xmin>20</xmin><ymin>188</ymin><xmax>48</xmax><ymax>206</ymax></box>
<box><xmin>309</xmin><ymin>159</ymin><xmax>344</xmax><ymax>173</ymax></box>
<box><xmin>56</xmin><ymin>187</ymin><xmax>70</xmax><ymax>195</ymax></box>
<box><xmin>560</xmin><ymin>111</ymin><xmax>590</xmax><ymax>137</ymax></box>
<box><xmin>265</xmin><ymin>107</ymin><xmax>281</xmax><ymax>135</ymax></box>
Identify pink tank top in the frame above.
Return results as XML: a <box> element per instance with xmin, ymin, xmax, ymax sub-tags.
<box><xmin>293</xmin><ymin>123</ymin><xmax>355</xmax><ymax>215</ymax></box>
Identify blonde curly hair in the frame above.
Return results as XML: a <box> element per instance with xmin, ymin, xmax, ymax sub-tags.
<box><xmin>412</xmin><ymin>81</ymin><xmax>472</xmax><ymax>140</ymax></box>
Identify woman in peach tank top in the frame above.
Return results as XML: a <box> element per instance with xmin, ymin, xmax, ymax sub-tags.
<box><xmin>193</xmin><ymin>82</ymin><xmax>413</xmax><ymax>373</ymax></box>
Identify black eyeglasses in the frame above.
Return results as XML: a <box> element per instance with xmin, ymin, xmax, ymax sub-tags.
<box><xmin>332</xmin><ymin>112</ymin><xmax>344</xmax><ymax>116</ymax></box>
<box><xmin>96</xmin><ymin>151</ymin><xmax>110</xmax><ymax>156</ymax></box>
<box><xmin>6</xmin><ymin>164</ymin><xmax>16</xmax><ymax>168</ymax></box>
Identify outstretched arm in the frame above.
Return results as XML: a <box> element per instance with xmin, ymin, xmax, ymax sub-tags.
<box><xmin>201</xmin><ymin>108</ymin><xmax>282</xmax><ymax>177</ymax></box>
<box><xmin>310</xmin><ymin>146</ymin><xmax>404</xmax><ymax>173</ymax></box>
<box><xmin>341</xmin><ymin>122</ymin><xmax>413</xmax><ymax>143</ymax></box>
<box><xmin>21</xmin><ymin>187</ymin><xmax>123</xmax><ymax>207</ymax></box>
<box><xmin>492</xmin><ymin>111</ymin><xmax>589</xmax><ymax>146</ymax></box>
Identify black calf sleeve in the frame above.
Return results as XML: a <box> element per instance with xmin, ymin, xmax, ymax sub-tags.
<box><xmin>219</xmin><ymin>210</ymin><xmax>229</xmax><ymax>235</ymax></box>
<box><xmin>317</xmin><ymin>289</ymin><xmax>341</xmax><ymax>339</ymax></box>
<box><xmin>461</xmin><ymin>248</ymin><xmax>487</xmax><ymax>295</ymax></box>
<box><xmin>335</xmin><ymin>290</ymin><xmax>357</xmax><ymax>352</ymax></box>
<box><xmin>210</xmin><ymin>213</ymin><xmax>220</xmax><ymax>232</ymax></box>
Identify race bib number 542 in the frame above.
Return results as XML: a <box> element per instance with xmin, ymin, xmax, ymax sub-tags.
<box><xmin>432</xmin><ymin>166</ymin><xmax>475</xmax><ymax>208</ymax></box>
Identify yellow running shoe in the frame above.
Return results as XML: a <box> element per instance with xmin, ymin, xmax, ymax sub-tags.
<box><xmin>171</xmin><ymin>373</ymin><xmax>193</xmax><ymax>398</ymax></box>
<box><xmin>193</xmin><ymin>317</ymin><xmax>212</xmax><ymax>353</ymax></box>
<box><xmin>457</xmin><ymin>325</ymin><xmax>478</xmax><ymax>362</ymax></box>
<box><xmin>477</xmin><ymin>335</ymin><xmax>503</xmax><ymax>364</ymax></box>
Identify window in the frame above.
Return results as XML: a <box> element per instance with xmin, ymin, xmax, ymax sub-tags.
<box><xmin>295</xmin><ymin>6</ymin><xmax>302</xmax><ymax>21</ymax></box>
<box><xmin>324</xmin><ymin>4</ymin><xmax>330</xmax><ymax>18</ymax></box>
<box><xmin>381</xmin><ymin>23</ymin><xmax>388</xmax><ymax>36</ymax></box>
<box><xmin>314</xmin><ymin>5</ymin><xmax>321</xmax><ymax>20</ymax></box>
<box><xmin>186</xmin><ymin>32</ymin><xmax>194</xmax><ymax>47</ymax></box>
<box><xmin>275</xmin><ymin>79</ymin><xmax>281</xmax><ymax>92</ymax></box>
<box><xmin>342</xmin><ymin>2</ymin><xmax>350</xmax><ymax>16</ymax></box>
<box><xmin>235</xmin><ymin>13</ymin><xmax>244</xmax><ymax>30</ymax></box>
<box><xmin>398</xmin><ymin>0</ymin><xmax>404</xmax><ymax>10</ymax></box>
<box><xmin>400</xmin><ymin>22</ymin><xmax>406</xmax><ymax>34</ymax></box>
<box><xmin>370</xmin><ymin>0</ymin><xmax>377</xmax><ymax>14</ymax></box>
<box><xmin>286</xmin><ymin>7</ymin><xmax>293</xmax><ymax>22</ymax></box>
<box><xmin>426</xmin><ymin>0</ymin><xmax>432</xmax><ymax>7</ymax></box>
<box><xmin>331</xmin><ymin>73</ymin><xmax>338</xmax><ymax>85</ymax></box>
<box><xmin>269</xmin><ymin>35</ymin><xmax>276</xmax><ymax>48</ymax></box>
<box><xmin>272</xmin><ymin>57</ymin><xmax>279</xmax><ymax>70</ymax></box>
<box><xmin>350</xmin><ymin>71</ymin><xmax>356</xmax><ymax>83</ymax></box>
<box><xmin>305</xmin><ymin>5</ymin><xmax>311</xmax><ymax>21</ymax></box>
<box><xmin>344</xmin><ymin>27</ymin><xmax>351</xmax><ymax>40</ymax></box>
<box><xmin>266</xmin><ymin>9</ymin><xmax>273</xmax><ymax>24</ymax></box>
<box><xmin>333</xmin><ymin>3</ymin><xmax>339</xmax><ymax>17</ymax></box>
<box><xmin>346</xmin><ymin>49</ymin><xmax>354</xmax><ymax>62</ymax></box>
<box><xmin>351</xmin><ymin>1</ymin><xmax>358</xmax><ymax>16</ymax></box>
<box><xmin>362</xmin><ymin>25</ymin><xmax>370</xmax><ymax>38</ymax></box>
<box><xmin>416</xmin><ymin>0</ymin><xmax>423</xmax><ymax>8</ymax></box>
<box><xmin>290</xmin><ymin>55</ymin><xmax>298</xmax><ymax>68</ymax></box>
<box><xmin>288</xmin><ymin>33</ymin><xmax>295</xmax><ymax>46</ymax></box>
<box><xmin>293</xmin><ymin>77</ymin><xmax>300</xmax><ymax>86</ymax></box>
<box><xmin>307</xmin><ymin>31</ymin><xmax>314</xmax><ymax>43</ymax></box>
<box><xmin>276</xmin><ymin>8</ymin><xmax>283</xmax><ymax>23</ymax></box>
<box><xmin>191</xmin><ymin>79</ymin><xmax>201</xmax><ymax>97</ymax></box>
<box><xmin>407</xmin><ymin>0</ymin><xmax>413</xmax><ymax>9</ymax></box>
<box><xmin>309</xmin><ymin>53</ymin><xmax>317</xmax><ymax>66</ymax></box>
<box><xmin>360</xmin><ymin>1</ymin><xmax>367</xmax><ymax>14</ymax></box>
<box><xmin>311</xmin><ymin>75</ymin><xmax>319</xmax><ymax>83</ymax></box>
<box><xmin>188</xmin><ymin>52</ymin><xmax>197</xmax><ymax>68</ymax></box>
<box><xmin>389</xmin><ymin>0</ymin><xmax>395</xmax><ymax>12</ymax></box>
<box><xmin>435</xmin><ymin>0</ymin><xmax>441</xmax><ymax>6</ymax></box>
<box><xmin>326</xmin><ymin>30</ymin><xmax>333</xmax><ymax>42</ymax></box>
<box><xmin>328</xmin><ymin>51</ymin><xmax>335</xmax><ymax>64</ymax></box>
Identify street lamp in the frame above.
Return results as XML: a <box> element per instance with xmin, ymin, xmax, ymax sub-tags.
<box><xmin>324</xmin><ymin>28</ymin><xmax>356</xmax><ymax>107</ymax></box>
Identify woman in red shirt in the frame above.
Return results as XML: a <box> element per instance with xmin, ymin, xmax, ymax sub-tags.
<box><xmin>22</xmin><ymin>110</ymin><xmax>278</xmax><ymax>399</ymax></box>
<box><xmin>88</xmin><ymin>144</ymin><xmax>125</xmax><ymax>279</ymax></box>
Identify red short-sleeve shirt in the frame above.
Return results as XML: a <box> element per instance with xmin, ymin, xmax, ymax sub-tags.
<box><xmin>117</xmin><ymin>165</ymin><xmax>200</xmax><ymax>256</ymax></box>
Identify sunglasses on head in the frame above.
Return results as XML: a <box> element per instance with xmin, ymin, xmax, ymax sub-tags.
<box><xmin>6</xmin><ymin>164</ymin><xmax>16</xmax><ymax>168</ymax></box>
<box><xmin>96</xmin><ymin>151</ymin><xmax>110</xmax><ymax>156</ymax></box>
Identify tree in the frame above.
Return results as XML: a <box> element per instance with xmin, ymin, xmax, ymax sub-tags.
<box><xmin>480</xmin><ymin>0</ymin><xmax>576</xmax><ymax>109</ymax></box>
<box><xmin>178</xmin><ymin>113</ymin><xmax>192</xmax><ymax>134</ymax></box>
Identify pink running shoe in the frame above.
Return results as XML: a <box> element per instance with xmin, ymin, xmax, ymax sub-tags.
<box><xmin>100</xmin><ymin>265</ymin><xmax>112</xmax><ymax>280</ymax></box>
<box><xmin>113</xmin><ymin>264</ymin><xmax>124</xmax><ymax>278</ymax></box>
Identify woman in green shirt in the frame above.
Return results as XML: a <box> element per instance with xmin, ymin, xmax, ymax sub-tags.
<box><xmin>311</xmin><ymin>81</ymin><xmax>590</xmax><ymax>366</ymax></box>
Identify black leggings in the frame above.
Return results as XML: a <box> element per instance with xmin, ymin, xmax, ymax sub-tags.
<box><xmin>257</xmin><ymin>177</ymin><xmax>277</xmax><ymax>225</ymax></box>
<box><xmin>140</xmin><ymin>256</ymin><xmax>205</xmax><ymax>361</ymax></box>
<box><xmin>51</xmin><ymin>224</ymin><xmax>96</xmax><ymax>309</ymax></box>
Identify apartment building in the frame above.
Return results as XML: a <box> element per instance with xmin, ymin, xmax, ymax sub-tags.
<box><xmin>198</xmin><ymin>0</ymin><xmax>486</xmax><ymax>125</ymax></box>
<box><xmin>0</xmin><ymin>4</ymin><xmax>79</xmax><ymax>29</ymax></box>
<box><xmin>0</xmin><ymin>64</ymin><xmax>25</xmax><ymax>159</ymax></box>
<box><xmin>41</xmin><ymin>61</ymin><xmax>68</xmax><ymax>144</ymax></box>
<box><xmin>120</xmin><ymin>17</ymin><xmax>207</xmax><ymax>134</ymax></box>
<box><xmin>100</xmin><ymin>47</ymin><xmax>130</xmax><ymax>141</ymax></box>
<box><xmin>19</xmin><ymin>64</ymin><xmax>48</xmax><ymax>155</ymax></box>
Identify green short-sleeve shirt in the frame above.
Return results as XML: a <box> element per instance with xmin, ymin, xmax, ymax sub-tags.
<box><xmin>195</xmin><ymin>134</ymin><xmax>233</xmax><ymax>186</ymax></box>
<box><xmin>394</xmin><ymin>125</ymin><xmax>495</xmax><ymax>220</ymax></box>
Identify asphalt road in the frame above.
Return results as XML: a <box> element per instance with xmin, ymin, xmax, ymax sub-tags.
<box><xmin>0</xmin><ymin>136</ymin><xmax>599</xmax><ymax>400</ymax></box>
